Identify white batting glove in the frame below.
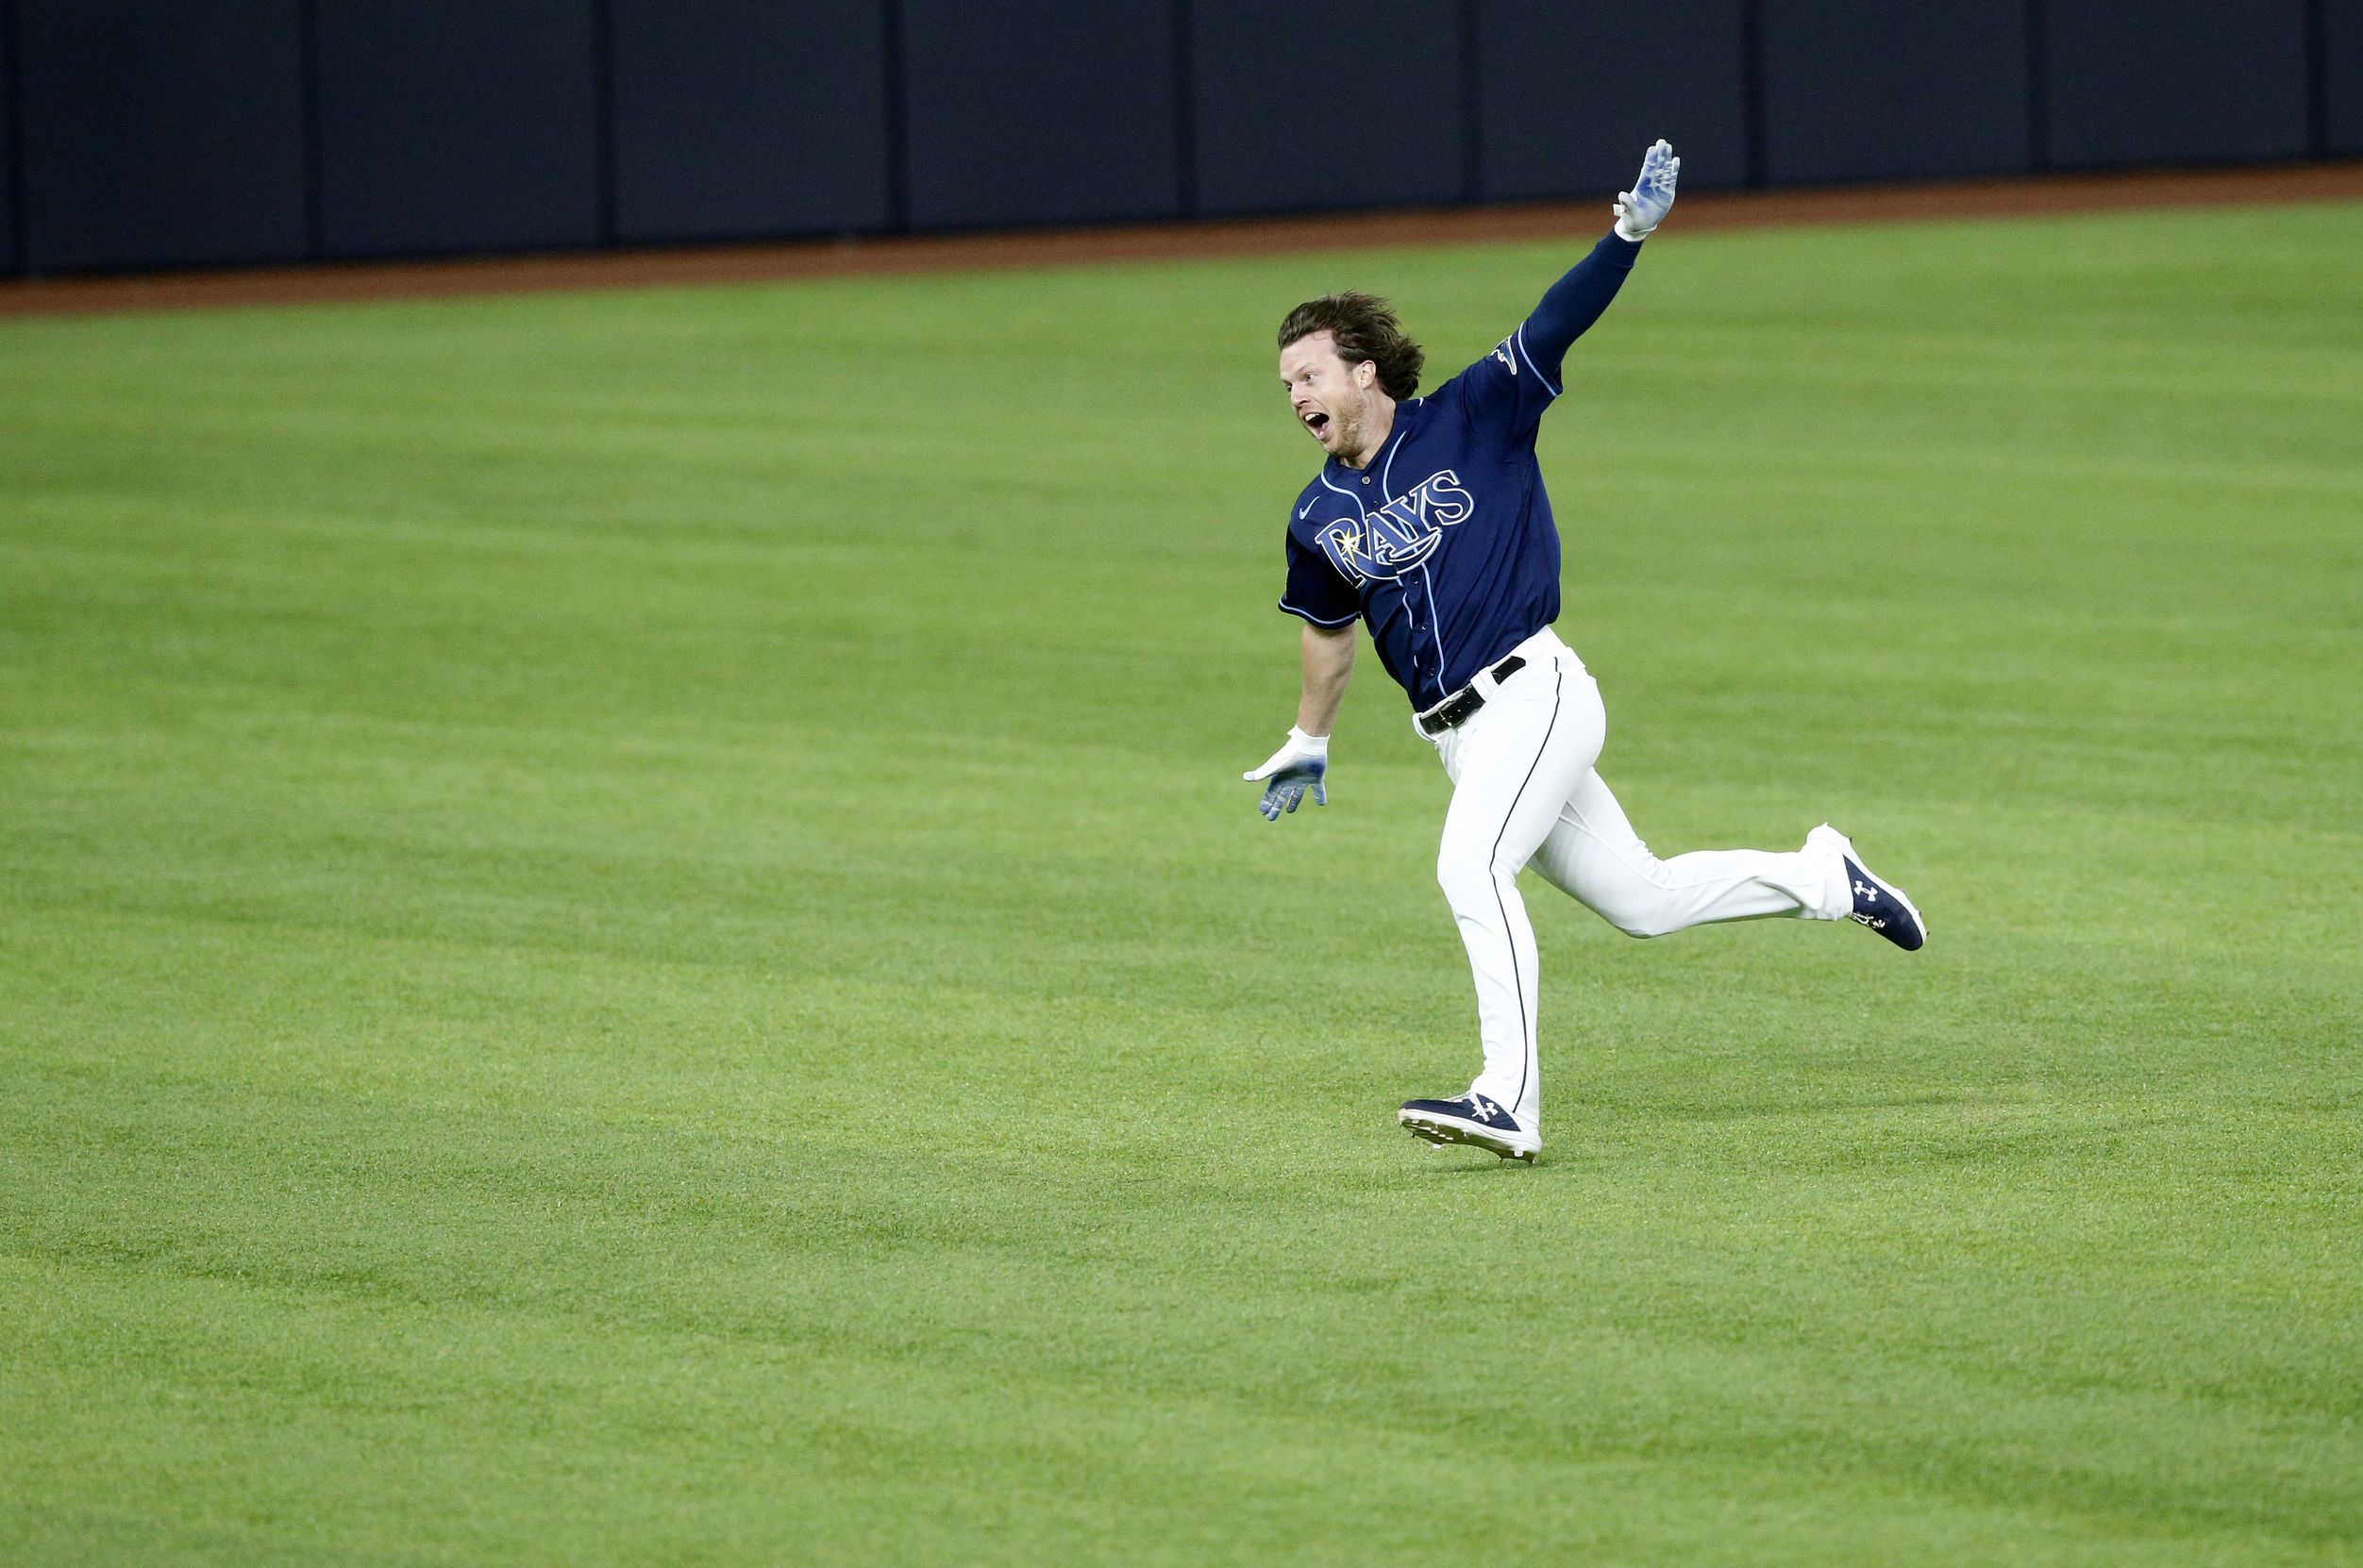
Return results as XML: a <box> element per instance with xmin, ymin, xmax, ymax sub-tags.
<box><xmin>1243</xmin><ymin>727</ymin><xmax>1329</xmax><ymax>821</ymax></box>
<box><xmin>1614</xmin><ymin>139</ymin><xmax>1681</xmax><ymax>241</ymax></box>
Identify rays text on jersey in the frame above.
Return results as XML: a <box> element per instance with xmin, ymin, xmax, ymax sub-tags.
<box><xmin>1317</xmin><ymin>470</ymin><xmax>1475</xmax><ymax>583</ymax></box>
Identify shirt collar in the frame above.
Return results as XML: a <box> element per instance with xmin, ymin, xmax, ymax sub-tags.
<box><xmin>1327</xmin><ymin>397</ymin><xmax>1423</xmax><ymax>489</ymax></box>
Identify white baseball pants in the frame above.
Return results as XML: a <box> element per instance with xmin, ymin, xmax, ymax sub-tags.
<box><xmin>1428</xmin><ymin>626</ymin><xmax>1852</xmax><ymax>1131</ymax></box>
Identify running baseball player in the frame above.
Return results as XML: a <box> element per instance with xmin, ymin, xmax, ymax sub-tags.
<box><xmin>1244</xmin><ymin>141</ymin><xmax>1927</xmax><ymax>1163</ymax></box>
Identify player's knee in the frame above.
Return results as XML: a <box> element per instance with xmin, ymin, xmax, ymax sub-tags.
<box><xmin>1435</xmin><ymin>849</ymin><xmax>1505</xmax><ymax>910</ymax></box>
<box><xmin>1595</xmin><ymin>891</ymin><xmax>1680</xmax><ymax>939</ymax></box>
<box><xmin>1435</xmin><ymin>855</ymin><xmax>1475</xmax><ymax>904</ymax></box>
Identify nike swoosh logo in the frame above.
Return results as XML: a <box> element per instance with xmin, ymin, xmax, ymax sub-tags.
<box><xmin>1299</xmin><ymin>501</ymin><xmax>1316</xmax><ymax>519</ymax></box>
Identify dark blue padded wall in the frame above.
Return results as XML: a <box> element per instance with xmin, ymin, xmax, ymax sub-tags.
<box><xmin>1762</xmin><ymin>0</ymin><xmax>2032</xmax><ymax>183</ymax></box>
<box><xmin>2045</xmin><ymin>0</ymin><xmax>2310</xmax><ymax>166</ymax></box>
<box><xmin>609</xmin><ymin>0</ymin><xmax>891</xmax><ymax>242</ymax></box>
<box><xmin>2329</xmin><ymin>0</ymin><xmax>2363</xmax><ymax>152</ymax></box>
<box><xmin>314</xmin><ymin>0</ymin><xmax>601</xmax><ymax>259</ymax></box>
<box><xmin>1</xmin><ymin>8</ymin><xmax>15</xmax><ymax>275</ymax></box>
<box><xmin>1476</xmin><ymin>0</ymin><xmax>1750</xmax><ymax>200</ymax></box>
<box><xmin>4</xmin><ymin>1</ymin><xmax>2356</xmax><ymax>278</ymax></box>
<box><xmin>14</xmin><ymin>0</ymin><xmax>306</xmax><ymax>273</ymax></box>
<box><xmin>900</xmin><ymin>0</ymin><xmax>1179</xmax><ymax>229</ymax></box>
<box><xmin>1192</xmin><ymin>1</ymin><xmax>1463</xmax><ymax>214</ymax></box>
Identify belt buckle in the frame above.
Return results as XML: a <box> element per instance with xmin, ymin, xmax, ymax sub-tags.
<box><xmin>1418</xmin><ymin>687</ymin><xmax>1480</xmax><ymax>737</ymax></box>
<box><xmin>1418</xmin><ymin>652</ymin><xmax>1529</xmax><ymax>737</ymax></box>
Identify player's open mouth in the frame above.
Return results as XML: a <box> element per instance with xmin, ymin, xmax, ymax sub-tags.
<box><xmin>1303</xmin><ymin>411</ymin><xmax>1330</xmax><ymax>436</ymax></box>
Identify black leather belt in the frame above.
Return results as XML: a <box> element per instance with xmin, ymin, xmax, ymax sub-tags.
<box><xmin>1416</xmin><ymin>654</ymin><xmax>1528</xmax><ymax>737</ymax></box>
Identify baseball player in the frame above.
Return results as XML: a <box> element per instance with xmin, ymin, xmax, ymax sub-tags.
<box><xmin>1244</xmin><ymin>141</ymin><xmax>1927</xmax><ymax>1163</ymax></box>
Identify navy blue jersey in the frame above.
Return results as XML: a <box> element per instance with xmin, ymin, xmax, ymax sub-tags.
<box><xmin>1279</xmin><ymin>229</ymin><xmax>1642</xmax><ymax>711</ymax></box>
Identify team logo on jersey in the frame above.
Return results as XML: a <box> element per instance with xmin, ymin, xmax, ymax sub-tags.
<box><xmin>1490</xmin><ymin>337</ymin><xmax>1517</xmax><ymax>375</ymax></box>
<box><xmin>1316</xmin><ymin>470</ymin><xmax>1476</xmax><ymax>583</ymax></box>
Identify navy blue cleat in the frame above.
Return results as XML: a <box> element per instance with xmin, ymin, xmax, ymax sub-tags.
<box><xmin>1398</xmin><ymin>1093</ymin><xmax>1540</xmax><ymax>1162</ymax></box>
<box><xmin>1810</xmin><ymin>824</ymin><xmax>1927</xmax><ymax>951</ymax></box>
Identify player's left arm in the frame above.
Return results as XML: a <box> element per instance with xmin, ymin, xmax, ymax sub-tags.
<box><xmin>1517</xmin><ymin>141</ymin><xmax>1681</xmax><ymax>390</ymax></box>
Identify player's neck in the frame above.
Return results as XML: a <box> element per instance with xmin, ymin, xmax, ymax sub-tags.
<box><xmin>1339</xmin><ymin>395</ymin><xmax>1399</xmax><ymax>471</ymax></box>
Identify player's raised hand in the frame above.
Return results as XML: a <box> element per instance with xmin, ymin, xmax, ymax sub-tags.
<box><xmin>1244</xmin><ymin>727</ymin><xmax>1330</xmax><ymax>821</ymax></box>
<box><xmin>1614</xmin><ymin>140</ymin><xmax>1680</xmax><ymax>240</ymax></box>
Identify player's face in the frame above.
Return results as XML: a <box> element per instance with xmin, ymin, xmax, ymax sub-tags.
<box><xmin>1280</xmin><ymin>332</ymin><xmax>1379</xmax><ymax>461</ymax></box>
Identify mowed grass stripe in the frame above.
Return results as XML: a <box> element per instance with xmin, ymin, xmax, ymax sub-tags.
<box><xmin>3</xmin><ymin>201</ymin><xmax>2359</xmax><ymax>1564</ymax></box>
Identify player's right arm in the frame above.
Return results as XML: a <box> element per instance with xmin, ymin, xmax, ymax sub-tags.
<box><xmin>1249</xmin><ymin>510</ymin><xmax>1362</xmax><ymax>820</ymax></box>
<box><xmin>1244</xmin><ymin>625</ymin><xmax>1352</xmax><ymax>821</ymax></box>
<box><xmin>1293</xmin><ymin>623</ymin><xmax>1354</xmax><ymax>737</ymax></box>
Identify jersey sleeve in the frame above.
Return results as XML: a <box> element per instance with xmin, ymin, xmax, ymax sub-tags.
<box><xmin>1278</xmin><ymin>528</ymin><xmax>1361</xmax><ymax>628</ymax></box>
<box><xmin>1448</xmin><ymin>227</ymin><xmax>1643</xmax><ymax>437</ymax></box>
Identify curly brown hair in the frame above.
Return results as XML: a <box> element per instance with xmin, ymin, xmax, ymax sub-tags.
<box><xmin>1277</xmin><ymin>292</ymin><xmax>1425</xmax><ymax>400</ymax></box>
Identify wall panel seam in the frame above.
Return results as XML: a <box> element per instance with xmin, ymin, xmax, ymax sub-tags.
<box><xmin>299</xmin><ymin>0</ymin><xmax>324</xmax><ymax>258</ymax></box>
<box><xmin>1457</xmin><ymin>0</ymin><xmax>1481</xmax><ymax>203</ymax></box>
<box><xmin>1739</xmin><ymin>0</ymin><xmax>1767</xmax><ymax>185</ymax></box>
<box><xmin>1173</xmin><ymin>0</ymin><xmax>1195</xmax><ymax>216</ymax></box>
<box><xmin>2026</xmin><ymin>0</ymin><xmax>2050</xmax><ymax>169</ymax></box>
<box><xmin>2</xmin><ymin>0</ymin><xmax>21</xmax><ymax>272</ymax></box>
<box><xmin>882</xmin><ymin>0</ymin><xmax>909</xmax><ymax>231</ymax></box>
<box><xmin>593</xmin><ymin>0</ymin><xmax>617</xmax><ymax>243</ymax></box>
<box><xmin>2304</xmin><ymin>0</ymin><xmax>2328</xmax><ymax>154</ymax></box>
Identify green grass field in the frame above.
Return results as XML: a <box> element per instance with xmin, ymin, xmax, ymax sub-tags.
<box><xmin>4</xmin><ymin>199</ymin><xmax>2359</xmax><ymax>1566</ymax></box>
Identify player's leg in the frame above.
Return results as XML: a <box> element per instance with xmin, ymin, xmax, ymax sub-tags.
<box><xmin>1426</xmin><ymin>653</ymin><xmax>1607</xmax><ymax>1137</ymax></box>
<box><xmin>1525</xmin><ymin>769</ymin><xmax>1852</xmax><ymax>936</ymax></box>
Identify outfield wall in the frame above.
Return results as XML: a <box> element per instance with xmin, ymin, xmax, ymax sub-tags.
<box><xmin>3</xmin><ymin>0</ymin><xmax>2358</xmax><ymax>277</ymax></box>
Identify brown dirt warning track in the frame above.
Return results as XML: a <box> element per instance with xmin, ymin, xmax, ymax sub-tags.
<box><xmin>4</xmin><ymin>159</ymin><xmax>2360</xmax><ymax>319</ymax></box>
